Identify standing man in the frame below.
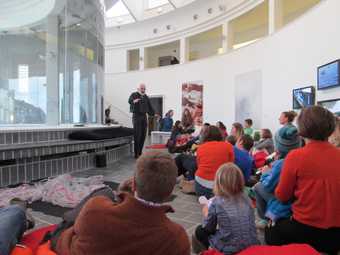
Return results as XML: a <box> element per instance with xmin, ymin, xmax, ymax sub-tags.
<box><xmin>129</xmin><ymin>84</ymin><xmax>155</xmax><ymax>158</ymax></box>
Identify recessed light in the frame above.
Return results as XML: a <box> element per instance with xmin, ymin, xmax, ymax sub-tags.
<box><xmin>208</xmin><ymin>8</ymin><xmax>213</xmax><ymax>14</ymax></box>
<box><xmin>193</xmin><ymin>14</ymin><xmax>198</xmax><ymax>20</ymax></box>
<box><xmin>153</xmin><ymin>28</ymin><xmax>158</xmax><ymax>34</ymax></box>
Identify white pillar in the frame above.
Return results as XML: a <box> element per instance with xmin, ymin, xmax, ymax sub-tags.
<box><xmin>222</xmin><ymin>22</ymin><xmax>228</xmax><ymax>53</ymax></box>
<box><xmin>269</xmin><ymin>0</ymin><xmax>283</xmax><ymax>34</ymax></box>
<box><xmin>180</xmin><ymin>37</ymin><xmax>189</xmax><ymax>64</ymax></box>
<box><xmin>139</xmin><ymin>47</ymin><xmax>145</xmax><ymax>70</ymax></box>
<box><xmin>46</xmin><ymin>15</ymin><xmax>59</xmax><ymax>125</ymax></box>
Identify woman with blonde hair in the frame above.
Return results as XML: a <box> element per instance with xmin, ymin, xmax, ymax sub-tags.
<box><xmin>192</xmin><ymin>163</ymin><xmax>259</xmax><ymax>254</ymax></box>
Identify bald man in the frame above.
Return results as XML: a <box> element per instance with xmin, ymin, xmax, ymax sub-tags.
<box><xmin>128</xmin><ymin>84</ymin><xmax>155</xmax><ymax>158</ymax></box>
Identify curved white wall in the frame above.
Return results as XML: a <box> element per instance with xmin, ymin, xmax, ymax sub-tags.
<box><xmin>105</xmin><ymin>0</ymin><xmax>340</xmax><ymax>132</ymax></box>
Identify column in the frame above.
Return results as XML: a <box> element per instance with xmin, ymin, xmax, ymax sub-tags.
<box><xmin>139</xmin><ymin>47</ymin><xmax>145</xmax><ymax>70</ymax></box>
<box><xmin>46</xmin><ymin>15</ymin><xmax>59</xmax><ymax>125</ymax></box>
<box><xmin>222</xmin><ymin>22</ymin><xmax>229</xmax><ymax>53</ymax></box>
<box><xmin>180</xmin><ymin>37</ymin><xmax>189</xmax><ymax>64</ymax></box>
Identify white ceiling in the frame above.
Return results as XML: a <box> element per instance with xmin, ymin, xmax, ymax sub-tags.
<box><xmin>105</xmin><ymin>0</ymin><xmax>197</xmax><ymax>27</ymax></box>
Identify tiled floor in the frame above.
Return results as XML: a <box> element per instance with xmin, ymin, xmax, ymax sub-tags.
<box><xmin>28</xmin><ymin>142</ymin><xmax>265</xmax><ymax>253</ymax></box>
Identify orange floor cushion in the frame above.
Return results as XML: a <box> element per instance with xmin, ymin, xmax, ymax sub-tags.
<box><xmin>21</xmin><ymin>225</ymin><xmax>57</xmax><ymax>253</ymax></box>
<box><xmin>10</xmin><ymin>246</ymin><xmax>33</xmax><ymax>255</ymax></box>
<box><xmin>236</xmin><ymin>244</ymin><xmax>320</xmax><ymax>255</ymax></box>
<box><xmin>35</xmin><ymin>241</ymin><xmax>56</xmax><ymax>255</ymax></box>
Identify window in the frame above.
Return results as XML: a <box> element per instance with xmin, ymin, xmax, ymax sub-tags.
<box><xmin>148</xmin><ymin>0</ymin><xmax>169</xmax><ymax>9</ymax></box>
<box><xmin>106</xmin><ymin>0</ymin><xmax>130</xmax><ymax>17</ymax></box>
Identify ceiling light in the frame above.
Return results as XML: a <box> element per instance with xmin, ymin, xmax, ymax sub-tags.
<box><xmin>208</xmin><ymin>8</ymin><xmax>213</xmax><ymax>14</ymax></box>
<box><xmin>153</xmin><ymin>28</ymin><xmax>158</xmax><ymax>34</ymax></box>
<box><xmin>219</xmin><ymin>5</ymin><xmax>226</xmax><ymax>12</ymax></box>
<box><xmin>157</xmin><ymin>7</ymin><xmax>163</xmax><ymax>13</ymax></box>
<box><xmin>193</xmin><ymin>14</ymin><xmax>198</xmax><ymax>20</ymax></box>
<box><xmin>166</xmin><ymin>25</ymin><xmax>171</xmax><ymax>30</ymax></box>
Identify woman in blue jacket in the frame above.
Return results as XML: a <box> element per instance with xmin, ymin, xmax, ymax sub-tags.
<box><xmin>160</xmin><ymin>110</ymin><xmax>174</xmax><ymax>132</ymax></box>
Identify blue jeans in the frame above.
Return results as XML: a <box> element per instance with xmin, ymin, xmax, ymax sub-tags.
<box><xmin>253</xmin><ymin>182</ymin><xmax>274</xmax><ymax>219</ymax></box>
<box><xmin>195</xmin><ymin>181</ymin><xmax>214</xmax><ymax>199</ymax></box>
<box><xmin>0</xmin><ymin>205</ymin><xmax>27</xmax><ymax>255</ymax></box>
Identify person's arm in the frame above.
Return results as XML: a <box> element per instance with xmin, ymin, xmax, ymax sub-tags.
<box><xmin>202</xmin><ymin>199</ymin><xmax>218</xmax><ymax>234</ymax></box>
<box><xmin>128</xmin><ymin>93</ymin><xmax>134</xmax><ymax>105</ymax></box>
<box><xmin>56</xmin><ymin>196</ymin><xmax>117</xmax><ymax>254</ymax></box>
<box><xmin>229</xmin><ymin>145</ymin><xmax>235</xmax><ymax>162</ymax></box>
<box><xmin>275</xmin><ymin>152</ymin><xmax>299</xmax><ymax>203</ymax></box>
<box><xmin>261</xmin><ymin>159</ymin><xmax>284</xmax><ymax>193</ymax></box>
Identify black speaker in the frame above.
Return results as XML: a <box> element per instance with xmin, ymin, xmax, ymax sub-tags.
<box><xmin>96</xmin><ymin>153</ymin><xmax>107</xmax><ymax>168</ymax></box>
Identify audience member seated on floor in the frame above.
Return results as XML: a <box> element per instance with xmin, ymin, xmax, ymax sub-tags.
<box><xmin>167</xmin><ymin>120</ymin><xmax>184</xmax><ymax>153</ymax></box>
<box><xmin>160</xmin><ymin>110</ymin><xmax>174</xmax><ymax>132</ymax></box>
<box><xmin>233</xmin><ymin>135</ymin><xmax>254</xmax><ymax>184</ymax></box>
<box><xmin>192</xmin><ymin>163</ymin><xmax>259</xmax><ymax>255</ymax></box>
<box><xmin>253</xmin><ymin>123</ymin><xmax>301</xmax><ymax>229</ymax></box>
<box><xmin>231</xmin><ymin>122</ymin><xmax>244</xmax><ymax>141</ymax></box>
<box><xmin>195</xmin><ymin>126</ymin><xmax>234</xmax><ymax>199</ymax></box>
<box><xmin>226</xmin><ymin>135</ymin><xmax>237</xmax><ymax>146</ymax></box>
<box><xmin>265</xmin><ymin>106</ymin><xmax>340</xmax><ymax>255</ymax></box>
<box><xmin>329</xmin><ymin>116</ymin><xmax>340</xmax><ymax>148</ymax></box>
<box><xmin>216</xmin><ymin>121</ymin><xmax>228</xmax><ymax>140</ymax></box>
<box><xmin>182</xmin><ymin>108</ymin><xmax>195</xmax><ymax>133</ymax></box>
<box><xmin>244</xmin><ymin>119</ymin><xmax>254</xmax><ymax>137</ymax></box>
<box><xmin>51</xmin><ymin>151</ymin><xmax>190</xmax><ymax>255</ymax></box>
<box><xmin>253</xmin><ymin>129</ymin><xmax>274</xmax><ymax>154</ymax></box>
<box><xmin>0</xmin><ymin>199</ymin><xmax>35</xmax><ymax>255</ymax></box>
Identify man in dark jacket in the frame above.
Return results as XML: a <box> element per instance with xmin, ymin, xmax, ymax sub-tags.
<box><xmin>128</xmin><ymin>84</ymin><xmax>155</xmax><ymax>158</ymax></box>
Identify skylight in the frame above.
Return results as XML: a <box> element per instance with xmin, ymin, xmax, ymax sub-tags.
<box><xmin>148</xmin><ymin>0</ymin><xmax>169</xmax><ymax>9</ymax></box>
<box><xmin>106</xmin><ymin>0</ymin><xmax>130</xmax><ymax>18</ymax></box>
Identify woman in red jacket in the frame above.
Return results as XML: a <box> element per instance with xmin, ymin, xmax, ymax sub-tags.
<box><xmin>195</xmin><ymin>126</ymin><xmax>235</xmax><ymax>198</ymax></box>
<box><xmin>266</xmin><ymin>106</ymin><xmax>340</xmax><ymax>255</ymax></box>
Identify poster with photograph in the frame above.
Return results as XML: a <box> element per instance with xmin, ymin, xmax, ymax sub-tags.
<box><xmin>182</xmin><ymin>82</ymin><xmax>203</xmax><ymax>127</ymax></box>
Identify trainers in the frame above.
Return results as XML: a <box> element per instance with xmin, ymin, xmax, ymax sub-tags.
<box><xmin>10</xmin><ymin>198</ymin><xmax>35</xmax><ymax>230</ymax></box>
<box><xmin>191</xmin><ymin>233</ymin><xmax>206</xmax><ymax>254</ymax></box>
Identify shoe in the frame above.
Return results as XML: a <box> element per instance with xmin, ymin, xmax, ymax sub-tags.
<box><xmin>10</xmin><ymin>198</ymin><xmax>35</xmax><ymax>230</ymax></box>
<box><xmin>181</xmin><ymin>180</ymin><xmax>195</xmax><ymax>194</ymax></box>
<box><xmin>256</xmin><ymin>219</ymin><xmax>268</xmax><ymax>230</ymax></box>
<box><xmin>191</xmin><ymin>233</ymin><xmax>207</xmax><ymax>254</ymax></box>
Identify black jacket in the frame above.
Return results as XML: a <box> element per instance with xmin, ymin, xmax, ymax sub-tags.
<box><xmin>128</xmin><ymin>92</ymin><xmax>155</xmax><ymax>115</ymax></box>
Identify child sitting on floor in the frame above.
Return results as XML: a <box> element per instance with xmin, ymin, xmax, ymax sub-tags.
<box><xmin>192</xmin><ymin>163</ymin><xmax>259</xmax><ymax>254</ymax></box>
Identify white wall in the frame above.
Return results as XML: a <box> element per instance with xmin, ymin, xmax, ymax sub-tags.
<box><xmin>105</xmin><ymin>0</ymin><xmax>340</xmax><ymax>132</ymax></box>
<box><xmin>105</xmin><ymin>49</ymin><xmax>127</xmax><ymax>73</ymax></box>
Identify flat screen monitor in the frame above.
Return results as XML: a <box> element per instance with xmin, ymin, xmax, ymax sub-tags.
<box><xmin>318</xmin><ymin>98</ymin><xmax>340</xmax><ymax>116</ymax></box>
<box><xmin>292</xmin><ymin>86</ymin><xmax>315</xmax><ymax>109</ymax></box>
<box><xmin>317</xmin><ymin>60</ymin><xmax>340</xmax><ymax>90</ymax></box>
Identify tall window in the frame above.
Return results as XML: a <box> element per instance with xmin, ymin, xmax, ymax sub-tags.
<box><xmin>148</xmin><ymin>0</ymin><xmax>168</xmax><ymax>9</ymax></box>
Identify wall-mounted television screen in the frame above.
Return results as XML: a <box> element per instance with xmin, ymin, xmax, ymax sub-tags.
<box><xmin>292</xmin><ymin>86</ymin><xmax>315</xmax><ymax>109</ymax></box>
<box><xmin>317</xmin><ymin>60</ymin><xmax>340</xmax><ymax>90</ymax></box>
<box><xmin>318</xmin><ymin>98</ymin><xmax>340</xmax><ymax>116</ymax></box>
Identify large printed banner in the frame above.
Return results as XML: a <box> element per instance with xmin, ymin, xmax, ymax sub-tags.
<box><xmin>182</xmin><ymin>82</ymin><xmax>203</xmax><ymax>127</ymax></box>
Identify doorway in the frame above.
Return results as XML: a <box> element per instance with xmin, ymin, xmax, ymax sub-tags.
<box><xmin>148</xmin><ymin>96</ymin><xmax>163</xmax><ymax>135</ymax></box>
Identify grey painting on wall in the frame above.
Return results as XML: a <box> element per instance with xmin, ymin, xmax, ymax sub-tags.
<box><xmin>235</xmin><ymin>70</ymin><xmax>262</xmax><ymax>129</ymax></box>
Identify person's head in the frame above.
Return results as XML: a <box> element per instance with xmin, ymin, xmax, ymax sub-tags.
<box><xmin>216</xmin><ymin>121</ymin><xmax>226</xmax><ymax>130</ymax></box>
<box><xmin>279</xmin><ymin>111</ymin><xmax>297</xmax><ymax>125</ymax></box>
<box><xmin>183</xmin><ymin>108</ymin><xmax>190</xmax><ymax>116</ymax></box>
<box><xmin>202</xmin><ymin>125</ymin><xmax>223</xmax><ymax>143</ymax></box>
<box><xmin>244</xmin><ymin>119</ymin><xmax>253</xmax><ymax>128</ymax></box>
<box><xmin>213</xmin><ymin>163</ymin><xmax>245</xmax><ymax>198</ymax></box>
<box><xmin>134</xmin><ymin>151</ymin><xmax>177</xmax><ymax>203</ymax></box>
<box><xmin>226</xmin><ymin>135</ymin><xmax>237</xmax><ymax>146</ymax></box>
<box><xmin>172</xmin><ymin>120</ymin><xmax>182</xmax><ymax>131</ymax></box>
<box><xmin>261</xmin><ymin>129</ymin><xmax>272</xmax><ymax>139</ymax></box>
<box><xmin>231</xmin><ymin>122</ymin><xmax>244</xmax><ymax>140</ymax></box>
<box><xmin>275</xmin><ymin>123</ymin><xmax>301</xmax><ymax>158</ymax></box>
<box><xmin>236</xmin><ymin>134</ymin><xmax>254</xmax><ymax>152</ymax></box>
<box><xmin>166</xmin><ymin>110</ymin><xmax>174</xmax><ymax>118</ymax></box>
<box><xmin>297</xmin><ymin>106</ymin><xmax>336</xmax><ymax>142</ymax></box>
<box><xmin>138</xmin><ymin>84</ymin><xmax>146</xmax><ymax>94</ymax></box>
<box><xmin>329</xmin><ymin>117</ymin><xmax>340</xmax><ymax>147</ymax></box>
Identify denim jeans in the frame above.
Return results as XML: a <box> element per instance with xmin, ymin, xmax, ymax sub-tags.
<box><xmin>0</xmin><ymin>205</ymin><xmax>27</xmax><ymax>255</ymax></box>
<box><xmin>253</xmin><ymin>182</ymin><xmax>274</xmax><ymax>219</ymax></box>
<box><xmin>195</xmin><ymin>181</ymin><xmax>214</xmax><ymax>199</ymax></box>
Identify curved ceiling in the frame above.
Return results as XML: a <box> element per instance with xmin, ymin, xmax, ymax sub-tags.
<box><xmin>105</xmin><ymin>0</ymin><xmax>197</xmax><ymax>27</ymax></box>
<box><xmin>0</xmin><ymin>0</ymin><xmax>57</xmax><ymax>31</ymax></box>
